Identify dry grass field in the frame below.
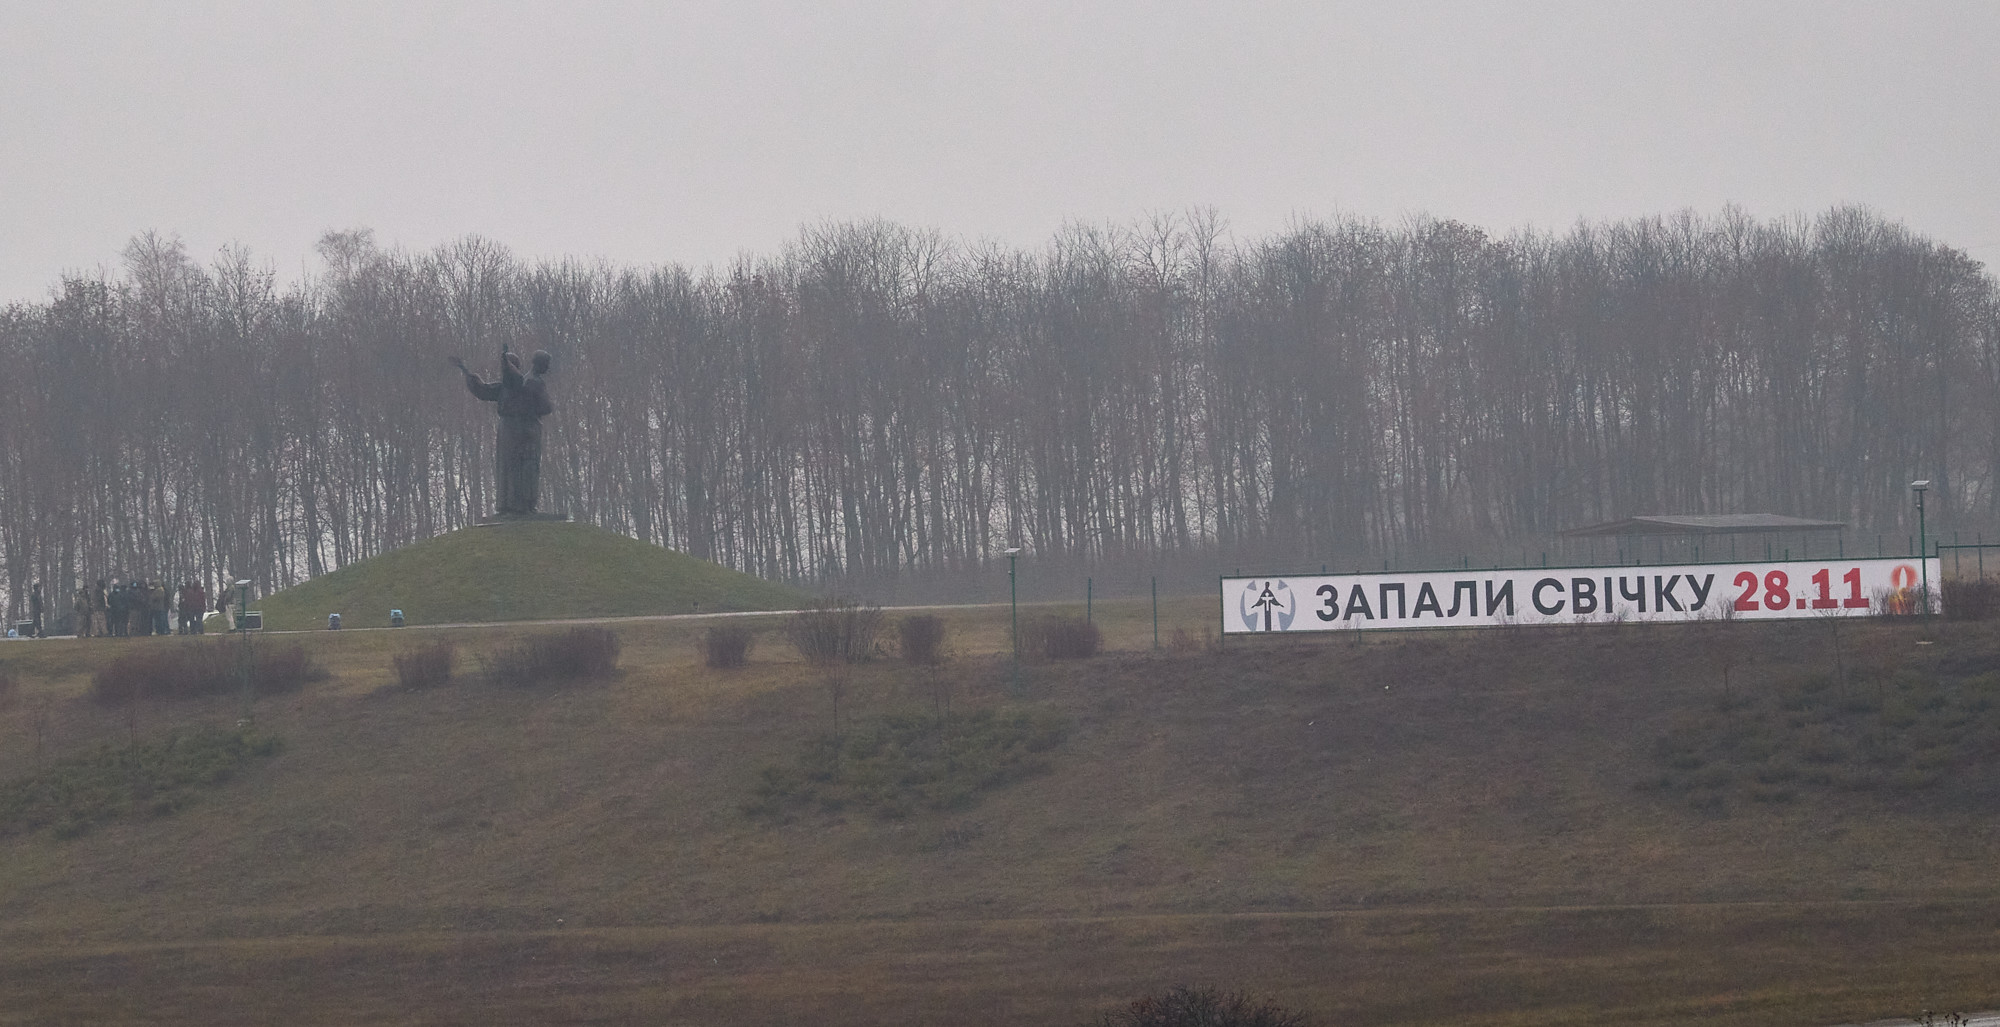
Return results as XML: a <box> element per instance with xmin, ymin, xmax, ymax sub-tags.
<box><xmin>0</xmin><ymin>598</ymin><xmax>1996</xmax><ymax>1025</ymax></box>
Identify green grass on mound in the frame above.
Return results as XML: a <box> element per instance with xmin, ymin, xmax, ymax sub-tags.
<box><xmin>253</xmin><ymin>520</ymin><xmax>804</xmax><ymax>630</ymax></box>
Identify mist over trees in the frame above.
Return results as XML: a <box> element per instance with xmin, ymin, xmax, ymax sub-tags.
<box><xmin>2</xmin><ymin>206</ymin><xmax>1995</xmax><ymax>621</ymax></box>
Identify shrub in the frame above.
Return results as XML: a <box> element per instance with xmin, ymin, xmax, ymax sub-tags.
<box><xmin>1943</xmin><ymin>579</ymin><xmax>1998</xmax><ymax>621</ymax></box>
<box><xmin>392</xmin><ymin>640</ymin><xmax>457</xmax><ymax>690</ymax></box>
<box><xmin>704</xmin><ymin>623</ymin><xmax>756</xmax><ymax>669</ymax></box>
<box><xmin>823</xmin><ymin>669</ymin><xmax>849</xmax><ymax>734</ymax></box>
<box><xmin>784</xmin><ymin>597</ymin><xmax>884</xmax><ymax>666</ymax></box>
<box><xmin>898</xmin><ymin>615</ymin><xmax>947</xmax><ymax>665</ymax></box>
<box><xmin>1088</xmin><ymin>986</ymin><xmax>1312</xmax><ymax>1027</ymax></box>
<box><xmin>1874</xmin><ymin>585</ymin><xmax>1925</xmax><ymax>618</ymax></box>
<box><xmin>485</xmin><ymin>627</ymin><xmax>621</xmax><ymax>687</ymax></box>
<box><xmin>1023</xmin><ymin>614</ymin><xmax>1101</xmax><ymax>660</ymax></box>
<box><xmin>1167</xmin><ymin>626</ymin><xmax>1204</xmax><ymax>654</ymax></box>
<box><xmin>89</xmin><ymin>639</ymin><xmax>316</xmax><ymax>705</ymax></box>
<box><xmin>256</xmin><ymin>645</ymin><xmax>311</xmax><ymax>690</ymax></box>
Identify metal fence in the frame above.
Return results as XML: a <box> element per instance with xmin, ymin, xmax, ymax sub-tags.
<box><xmin>1937</xmin><ymin>540</ymin><xmax>2000</xmax><ymax>581</ymax></box>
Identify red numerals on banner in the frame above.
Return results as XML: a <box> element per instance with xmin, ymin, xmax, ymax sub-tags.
<box><xmin>1734</xmin><ymin>571</ymin><xmax>1760</xmax><ymax>612</ymax></box>
<box><xmin>1842</xmin><ymin>567</ymin><xmax>1868</xmax><ymax>608</ymax></box>
<box><xmin>1763</xmin><ymin>570</ymin><xmax>1790</xmax><ymax>610</ymax></box>
<box><xmin>1735</xmin><ymin>566</ymin><xmax>1877</xmax><ymax>612</ymax></box>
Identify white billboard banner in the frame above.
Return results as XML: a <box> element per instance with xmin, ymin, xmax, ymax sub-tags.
<box><xmin>1221</xmin><ymin>557</ymin><xmax>1941</xmax><ymax>634</ymax></box>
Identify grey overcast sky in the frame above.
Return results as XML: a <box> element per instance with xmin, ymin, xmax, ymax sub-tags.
<box><xmin>2</xmin><ymin>1</ymin><xmax>1995</xmax><ymax>302</ymax></box>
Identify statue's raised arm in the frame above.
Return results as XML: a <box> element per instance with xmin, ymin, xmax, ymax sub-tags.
<box><xmin>453</xmin><ymin>354</ymin><xmax>504</xmax><ymax>402</ymax></box>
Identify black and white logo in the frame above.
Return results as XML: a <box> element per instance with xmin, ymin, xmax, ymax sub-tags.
<box><xmin>1238</xmin><ymin>579</ymin><xmax>1296</xmax><ymax>631</ymax></box>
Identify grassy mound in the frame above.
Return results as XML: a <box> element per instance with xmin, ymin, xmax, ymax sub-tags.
<box><xmin>253</xmin><ymin>520</ymin><xmax>804</xmax><ymax>629</ymax></box>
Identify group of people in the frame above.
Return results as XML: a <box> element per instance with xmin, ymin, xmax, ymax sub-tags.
<box><xmin>71</xmin><ymin>579</ymin><xmax>212</xmax><ymax>637</ymax></box>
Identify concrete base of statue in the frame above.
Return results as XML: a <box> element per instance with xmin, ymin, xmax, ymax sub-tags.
<box><xmin>475</xmin><ymin>511</ymin><xmax>571</xmax><ymax>526</ymax></box>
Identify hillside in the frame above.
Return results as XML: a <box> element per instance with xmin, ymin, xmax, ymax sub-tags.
<box><xmin>250</xmin><ymin>519</ymin><xmax>805</xmax><ymax>630</ymax></box>
<box><xmin>0</xmin><ymin>605</ymin><xmax>1996</xmax><ymax>1024</ymax></box>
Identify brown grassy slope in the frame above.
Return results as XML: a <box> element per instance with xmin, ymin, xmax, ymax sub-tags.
<box><xmin>0</xmin><ymin>607</ymin><xmax>1996</xmax><ymax>1024</ymax></box>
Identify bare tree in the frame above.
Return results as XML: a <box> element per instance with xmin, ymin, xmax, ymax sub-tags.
<box><xmin>0</xmin><ymin>208</ymin><xmax>1995</xmax><ymax>617</ymax></box>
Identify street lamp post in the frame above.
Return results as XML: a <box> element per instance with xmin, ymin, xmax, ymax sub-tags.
<box><xmin>1912</xmin><ymin>480</ymin><xmax>1931</xmax><ymax>625</ymax></box>
<box><xmin>233</xmin><ymin>578</ymin><xmax>254</xmax><ymax>720</ymax></box>
<box><xmin>1004</xmin><ymin>547</ymin><xmax>1022</xmax><ymax>694</ymax></box>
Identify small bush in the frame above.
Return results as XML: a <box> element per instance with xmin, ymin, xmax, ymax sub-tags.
<box><xmin>0</xmin><ymin>725</ymin><xmax>282</xmax><ymax>838</ymax></box>
<box><xmin>1167</xmin><ymin>626</ymin><xmax>1203</xmax><ymax>654</ymax></box>
<box><xmin>257</xmin><ymin>645</ymin><xmax>311</xmax><ymax>689</ymax></box>
<box><xmin>1088</xmin><ymin>986</ymin><xmax>1312</xmax><ymax>1027</ymax></box>
<box><xmin>1943</xmin><ymin>579</ymin><xmax>1998</xmax><ymax>621</ymax></box>
<box><xmin>486</xmin><ymin>627</ymin><xmax>620</xmax><ymax>687</ymax></box>
<box><xmin>1874</xmin><ymin>585</ymin><xmax>1926</xmax><ymax>618</ymax></box>
<box><xmin>899</xmin><ymin>615</ymin><xmax>947</xmax><ymax>665</ymax></box>
<box><xmin>89</xmin><ymin>639</ymin><xmax>317</xmax><ymax>705</ymax></box>
<box><xmin>392</xmin><ymin>641</ymin><xmax>457</xmax><ymax>690</ymax></box>
<box><xmin>784</xmin><ymin>597</ymin><xmax>884</xmax><ymax>666</ymax></box>
<box><xmin>1023</xmin><ymin>615</ymin><xmax>1101</xmax><ymax>660</ymax></box>
<box><xmin>704</xmin><ymin>623</ymin><xmax>756</xmax><ymax>669</ymax></box>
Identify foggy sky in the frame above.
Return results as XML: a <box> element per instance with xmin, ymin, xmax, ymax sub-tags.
<box><xmin>3</xmin><ymin>1</ymin><xmax>1994</xmax><ymax>303</ymax></box>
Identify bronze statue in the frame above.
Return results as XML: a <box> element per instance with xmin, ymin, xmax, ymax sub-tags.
<box><xmin>454</xmin><ymin>346</ymin><xmax>554</xmax><ymax>515</ymax></box>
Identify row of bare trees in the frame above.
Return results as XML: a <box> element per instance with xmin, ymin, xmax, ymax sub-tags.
<box><xmin>2</xmin><ymin>206</ymin><xmax>1995</xmax><ymax>621</ymax></box>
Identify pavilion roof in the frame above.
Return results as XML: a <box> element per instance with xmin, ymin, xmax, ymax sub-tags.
<box><xmin>1559</xmin><ymin>513</ymin><xmax>1846</xmax><ymax>537</ymax></box>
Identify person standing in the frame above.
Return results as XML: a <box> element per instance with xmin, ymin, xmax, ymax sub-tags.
<box><xmin>130</xmin><ymin>582</ymin><xmax>151</xmax><ymax>637</ymax></box>
<box><xmin>153</xmin><ymin>582</ymin><xmax>171</xmax><ymax>636</ymax></box>
<box><xmin>74</xmin><ymin>582</ymin><xmax>92</xmax><ymax>637</ymax></box>
<box><xmin>188</xmin><ymin>580</ymin><xmax>207</xmax><ymax>634</ymax></box>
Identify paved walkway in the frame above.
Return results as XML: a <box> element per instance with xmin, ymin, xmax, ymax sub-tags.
<box><xmin>1830</xmin><ymin>1014</ymin><xmax>2000</xmax><ymax>1027</ymax></box>
<box><xmin>9</xmin><ymin>600</ymin><xmax>1039</xmax><ymax>639</ymax></box>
